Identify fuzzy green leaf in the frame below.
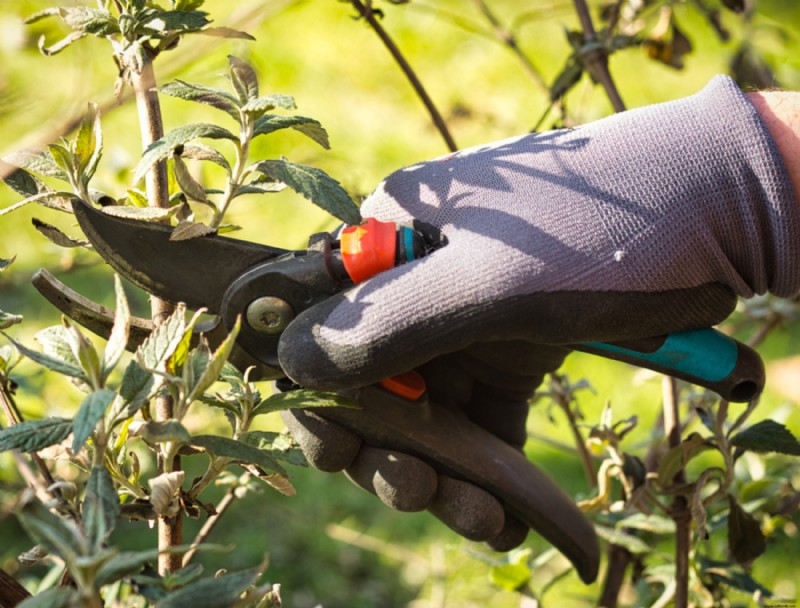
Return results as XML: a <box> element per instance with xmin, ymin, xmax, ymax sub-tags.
<box><xmin>6</xmin><ymin>331</ymin><xmax>87</xmax><ymax>382</ymax></box>
<box><xmin>0</xmin><ymin>418</ymin><xmax>72</xmax><ymax>453</ymax></box>
<box><xmin>137</xmin><ymin>304</ymin><xmax>187</xmax><ymax>373</ymax></box>
<box><xmin>489</xmin><ymin>548</ymin><xmax>533</xmax><ymax>592</ymax></box>
<box><xmin>59</xmin><ymin>7</ymin><xmax>119</xmax><ymax>36</ymax></box>
<box><xmin>17</xmin><ymin>493</ymin><xmax>87</xmax><ymax>564</ymax></box>
<box><xmin>31</xmin><ymin>218</ymin><xmax>89</xmax><ymax>248</ymax></box>
<box><xmin>4</xmin><ymin>150</ymin><xmax>71</xmax><ymax>181</ymax></box>
<box><xmin>94</xmin><ymin>545</ymin><xmax>204</xmax><ymax>588</ymax></box>
<box><xmin>145</xmin><ymin>10</ymin><xmax>210</xmax><ymax>33</ymax></box>
<box><xmin>75</xmin><ymin>102</ymin><xmax>102</xmax><ymax>180</ymax></box>
<box><xmin>190</xmin><ymin>435</ymin><xmax>286</xmax><ymax>475</ymax></box>
<box><xmin>252</xmin><ymin>115</ymin><xmax>330</xmax><ymax>149</ymax></box>
<box><xmin>16</xmin><ymin>586</ymin><xmax>78</xmax><ymax>608</ymax></box>
<box><xmin>102</xmin><ymin>275</ymin><xmax>131</xmax><ymax>381</ymax></box>
<box><xmin>132</xmin><ymin>420</ymin><xmax>191</xmax><ymax>444</ymax></box>
<box><xmin>241</xmin><ymin>94</ymin><xmax>296</xmax><ymax>116</ymax></box>
<box><xmin>100</xmin><ymin>205</ymin><xmax>178</xmax><ymax>221</ymax></box>
<box><xmin>38</xmin><ymin>31</ymin><xmax>87</xmax><ymax>56</ymax></box>
<box><xmin>238</xmin><ymin>431</ymin><xmax>307</xmax><ymax>467</ymax></box>
<box><xmin>170</xmin><ymin>220</ymin><xmax>216</xmax><ymax>241</ymax></box>
<box><xmin>614</xmin><ymin>513</ymin><xmax>676</xmax><ymax>535</ymax></box>
<box><xmin>253</xmin><ymin>389</ymin><xmax>359</xmax><ymax>417</ymax></box>
<box><xmin>83</xmin><ymin>466</ymin><xmax>120</xmax><ymax>550</ymax></box>
<box><xmin>2</xmin><ymin>167</ymin><xmax>45</xmax><ymax>197</ymax></box>
<box><xmin>228</xmin><ymin>56</ymin><xmax>259</xmax><ymax>103</ymax></box>
<box><xmin>731</xmin><ymin>419</ymin><xmax>800</xmax><ymax>456</ymax></box>
<box><xmin>727</xmin><ymin>494</ymin><xmax>766</xmax><ymax>566</ymax></box>
<box><xmin>0</xmin><ymin>256</ymin><xmax>14</xmax><ymax>272</ymax></box>
<box><xmin>112</xmin><ymin>360</ymin><xmax>156</xmax><ymax>423</ymax></box>
<box><xmin>47</xmin><ymin>144</ymin><xmax>75</xmax><ymax>176</ymax></box>
<box><xmin>72</xmin><ymin>389</ymin><xmax>116</xmax><ymax>453</ymax></box>
<box><xmin>252</xmin><ymin>160</ymin><xmax>360</xmax><ymax>225</ymax></box>
<box><xmin>175</xmin><ymin>0</ymin><xmax>207</xmax><ymax>10</ymax></box>
<box><xmin>178</xmin><ymin>143</ymin><xmax>232</xmax><ymax>174</ymax></box>
<box><xmin>135</xmin><ymin>124</ymin><xmax>237</xmax><ymax>184</ymax></box>
<box><xmin>173</xmin><ymin>155</ymin><xmax>209</xmax><ymax>203</ymax></box>
<box><xmin>595</xmin><ymin>525</ymin><xmax>652</xmax><ymax>554</ymax></box>
<box><xmin>187</xmin><ymin>319</ymin><xmax>239</xmax><ymax>402</ymax></box>
<box><xmin>157</xmin><ymin>567</ymin><xmax>261</xmax><ymax>608</ymax></box>
<box><xmin>23</xmin><ymin>8</ymin><xmax>60</xmax><ymax>24</ymax></box>
<box><xmin>199</xmin><ymin>26</ymin><xmax>255</xmax><ymax>40</ymax></box>
<box><xmin>160</xmin><ymin>80</ymin><xmax>240</xmax><ymax>120</ymax></box>
<box><xmin>0</xmin><ymin>310</ymin><xmax>23</xmax><ymax>330</ymax></box>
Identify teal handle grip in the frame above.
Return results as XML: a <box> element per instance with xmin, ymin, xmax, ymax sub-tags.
<box><xmin>575</xmin><ymin>328</ymin><xmax>764</xmax><ymax>402</ymax></box>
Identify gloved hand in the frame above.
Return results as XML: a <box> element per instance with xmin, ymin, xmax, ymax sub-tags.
<box><xmin>278</xmin><ymin>76</ymin><xmax>800</xmax><ymax>563</ymax></box>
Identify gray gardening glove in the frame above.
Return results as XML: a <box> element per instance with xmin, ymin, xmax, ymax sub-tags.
<box><xmin>278</xmin><ymin>76</ymin><xmax>800</xmax><ymax>549</ymax></box>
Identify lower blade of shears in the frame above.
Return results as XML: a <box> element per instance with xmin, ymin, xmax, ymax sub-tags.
<box><xmin>72</xmin><ymin>198</ymin><xmax>290</xmax><ymax>312</ymax></box>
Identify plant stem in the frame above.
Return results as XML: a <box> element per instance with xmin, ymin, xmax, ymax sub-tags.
<box><xmin>662</xmin><ymin>376</ymin><xmax>689</xmax><ymax>608</ymax></box>
<box><xmin>571</xmin><ymin>0</ymin><xmax>626</xmax><ymax>112</ymax></box>
<box><xmin>552</xmin><ymin>374</ymin><xmax>597</xmax><ymax>488</ymax></box>
<box><xmin>0</xmin><ymin>568</ymin><xmax>31</xmax><ymax>607</ymax></box>
<box><xmin>129</xmin><ymin>56</ymin><xmax>182</xmax><ymax>576</ymax></box>
<box><xmin>349</xmin><ymin>0</ymin><xmax>457</xmax><ymax>152</ymax></box>
<box><xmin>182</xmin><ymin>484</ymin><xmax>238</xmax><ymax>567</ymax></box>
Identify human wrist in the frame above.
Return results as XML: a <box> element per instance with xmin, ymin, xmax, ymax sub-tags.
<box><xmin>746</xmin><ymin>90</ymin><xmax>800</xmax><ymax>205</ymax></box>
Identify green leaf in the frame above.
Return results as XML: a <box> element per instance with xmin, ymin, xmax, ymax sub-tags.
<box><xmin>0</xmin><ymin>418</ymin><xmax>72</xmax><ymax>453</ymax></box>
<box><xmin>252</xmin><ymin>115</ymin><xmax>330</xmax><ymax>149</ymax></box>
<box><xmin>160</xmin><ymin>80</ymin><xmax>240</xmax><ymax>120</ymax></box>
<box><xmin>145</xmin><ymin>10</ymin><xmax>210</xmax><ymax>33</ymax></box>
<box><xmin>23</xmin><ymin>8</ymin><xmax>61</xmax><ymax>24</ymax></box>
<box><xmin>148</xmin><ymin>471</ymin><xmax>184</xmax><ymax>518</ymax></box>
<box><xmin>170</xmin><ymin>220</ymin><xmax>216</xmax><ymax>241</ymax></box>
<box><xmin>59</xmin><ymin>7</ymin><xmax>119</xmax><ymax>36</ymax></box>
<box><xmin>253</xmin><ymin>389</ymin><xmax>359</xmax><ymax>417</ymax></box>
<box><xmin>100</xmin><ymin>205</ymin><xmax>178</xmax><ymax>221</ymax></box>
<box><xmin>595</xmin><ymin>525</ymin><xmax>652</xmax><ymax>554</ymax></box>
<box><xmin>31</xmin><ymin>218</ymin><xmax>89</xmax><ymax>248</ymax></box>
<box><xmin>489</xmin><ymin>548</ymin><xmax>532</xmax><ymax>592</ymax></box>
<box><xmin>173</xmin><ymin>155</ymin><xmax>209</xmax><ymax>203</ymax></box>
<box><xmin>178</xmin><ymin>143</ymin><xmax>231</xmax><ymax>174</ymax></box>
<box><xmin>112</xmin><ymin>360</ymin><xmax>156</xmax><ymax>423</ymax></box>
<box><xmin>157</xmin><ymin>566</ymin><xmax>261</xmax><ymax>608</ymax></box>
<box><xmin>614</xmin><ymin>513</ymin><xmax>676</xmax><ymax>535</ymax></box>
<box><xmin>0</xmin><ymin>310</ymin><xmax>23</xmax><ymax>330</ymax></box>
<box><xmin>199</xmin><ymin>27</ymin><xmax>255</xmax><ymax>40</ymax></box>
<box><xmin>38</xmin><ymin>30</ymin><xmax>87</xmax><ymax>56</ymax></box>
<box><xmin>131</xmin><ymin>420</ymin><xmax>191</xmax><ymax>444</ymax></box>
<box><xmin>187</xmin><ymin>319</ymin><xmax>240</xmax><ymax>402</ymax></box>
<box><xmin>657</xmin><ymin>432</ymin><xmax>714</xmax><ymax>488</ymax></box>
<box><xmin>47</xmin><ymin>143</ymin><xmax>75</xmax><ymax>176</ymax></box>
<box><xmin>549</xmin><ymin>55</ymin><xmax>583</xmax><ymax>101</ymax></box>
<box><xmin>727</xmin><ymin>494</ymin><xmax>766</xmax><ymax>566</ymax></box>
<box><xmin>83</xmin><ymin>466</ymin><xmax>120</xmax><ymax>550</ymax></box>
<box><xmin>241</xmin><ymin>94</ymin><xmax>296</xmax><ymax>116</ymax></box>
<box><xmin>238</xmin><ymin>431</ymin><xmax>307</xmax><ymax>467</ymax></box>
<box><xmin>4</xmin><ymin>150</ymin><xmax>70</xmax><ymax>182</ymax></box>
<box><xmin>2</xmin><ymin>167</ymin><xmax>46</xmax><ymax>197</ymax></box>
<box><xmin>16</xmin><ymin>493</ymin><xmax>86</xmax><ymax>565</ymax></box>
<box><xmin>135</xmin><ymin>124</ymin><xmax>237</xmax><ymax>184</ymax></box>
<box><xmin>0</xmin><ymin>256</ymin><xmax>15</xmax><ymax>272</ymax></box>
<box><xmin>94</xmin><ymin>545</ymin><xmax>203</xmax><ymax>588</ymax></box>
<box><xmin>72</xmin><ymin>389</ymin><xmax>116</xmax><ymax>453</ymax></box>
<box><xmin>137</xmin><ymin>303</ymin><xmax>187</xmax><ymax>373</ymax></box>
<box><xmin>75</xmin><ymin>102</ymin><xmax>103</xmax><ymax>181</ymax></box>
<box><xmin>731</xmin><ymin>419</ymin><xmax>800</xmax><ymax>456</ymax></box>
<box><xmin>102</xmin><ymin>275</ymin><xmax>131</xmax><ymax>381</ymax></box>
<box><xmin>16</xmin><ymin>587</ymin><xmax>78</xmax><ymax>608</ymax></box>
<box><xmin>190</xmin><ymin>435</ymin><xmax>286</xmax><ymax>476</ymax></box>
<box><xmin>228</xmin><ymin>56</ymin><xmax>259</xmax><ymax>103</ymax></box>
<box><xmin>252</xmin><ymin>160</ymin><xmax>360</xmax><ymax>225</ymax></box>
<box><xmin>5</xmin><ymin>331</ymin><xmax>87</xmax><ymax>382</ymax></box>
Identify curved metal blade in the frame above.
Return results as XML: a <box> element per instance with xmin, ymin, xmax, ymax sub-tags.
<box><xmin>72</xmin><ymin>198</ymin><xmax>291</xmax><ymax>312</ymax></box>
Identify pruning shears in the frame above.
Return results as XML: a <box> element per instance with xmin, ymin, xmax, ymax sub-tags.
<box><xmin>33</xmin><ymin>198</ymin><xmax>766</xmax><ymax>585</ymax></box>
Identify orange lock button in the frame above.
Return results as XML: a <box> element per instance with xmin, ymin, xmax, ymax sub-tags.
<box><xmin>379</xmin><ymin>370</ymin><xmax>427</xmax><ymax>401</ymax></box>
<box><xmin>340</xmin><ymin>218</ymin><xmax>397</xmax><ymax>284</ymax></box>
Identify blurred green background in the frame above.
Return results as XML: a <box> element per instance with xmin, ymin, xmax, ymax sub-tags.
<box><xmin>1</xmin><ymin>1</ymin><xmax>799</xmax><ymax>606</ymax></box>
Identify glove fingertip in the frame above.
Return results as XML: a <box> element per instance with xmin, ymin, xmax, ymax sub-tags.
<box><xmin>280</xmin><ymin>410</ymin><xmax>361</xmax><ymax>472</ymax></box>
<box><xmin>486</xmin><ymin>515</ymin><xmax>529</xmax><ymax>552</ymax></box>
<box><xmin>428</xmin><ymin>476</ymin><xmax>505</xmax><ymax>542</ymax></box>
<box><xmin>345</xmin><ymin>447</ymin><xmax>438</xmax><ymax>512</ymax></box>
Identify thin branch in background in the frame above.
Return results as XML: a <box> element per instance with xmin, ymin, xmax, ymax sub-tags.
<box><xmin>571</xmin><ymin>0</ymin><xmax>626</xmax><ymax>112</ymax></box>
<box><xmin>349</xmin><ymin>0</ymin><xmax>458</xmax><ymax>152</ymax></box>
<box><xmin>550</xmin><ymin>374</ymin><xmax>597</xmax><ymax>488</ymax></box>
<box><xmin>182</xmin><ymin>486</ymin><xmax>238</xmax><ymax>567</ymax></box>
<box><xmin>470</xmin><ymin>0</ymin><xmax>549</xmax><ymax>91</ymax></box>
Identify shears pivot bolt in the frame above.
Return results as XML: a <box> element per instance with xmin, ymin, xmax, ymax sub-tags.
<box><xmin>246</xmin><ymin>297</ymin><xmax>295</xmax><ymax>334</ymax></box>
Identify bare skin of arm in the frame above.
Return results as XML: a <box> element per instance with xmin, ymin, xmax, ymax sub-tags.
<box><xmin>748</xmin><ymin>91</ymin><xmax>800</xmax><ymax>203</ymax></box>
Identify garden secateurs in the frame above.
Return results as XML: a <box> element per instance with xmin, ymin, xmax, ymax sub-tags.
<box><xmin>32</xmin><ymin>198</ymin><xmax>767</xmax><ymax>585</ymax></box>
